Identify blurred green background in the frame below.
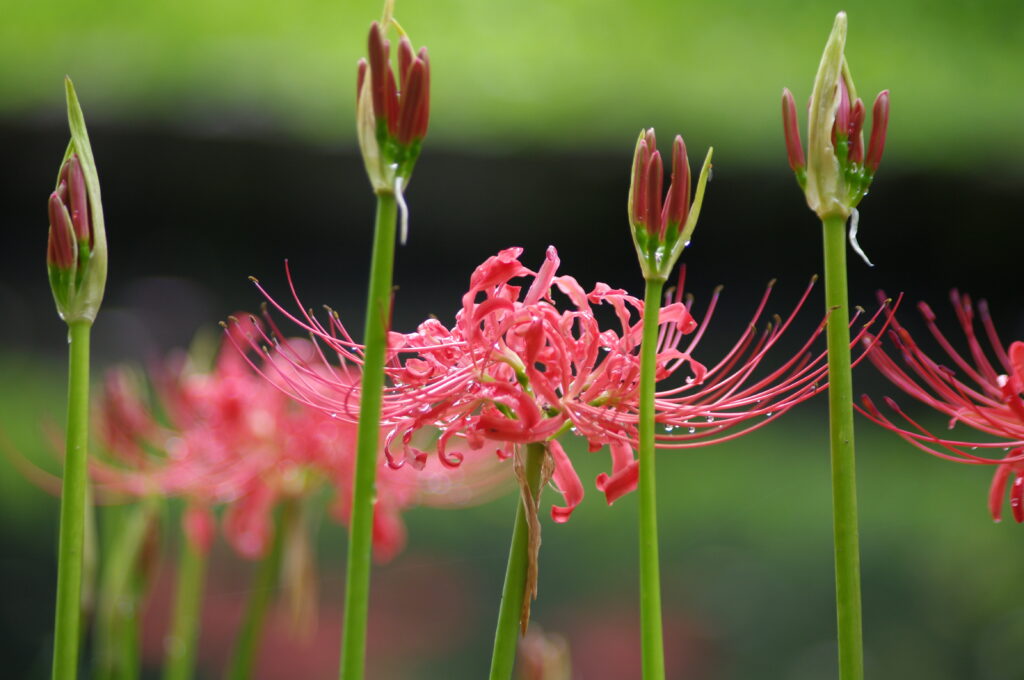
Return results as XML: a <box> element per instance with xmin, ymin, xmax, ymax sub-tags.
<box><xmin>3</xmin><ymin>0</ymin><xmax>1024</xmax><ymax>678</ymax></box>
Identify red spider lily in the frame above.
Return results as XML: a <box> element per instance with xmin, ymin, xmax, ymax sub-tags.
<box><xmin>89</xmin><ymin>325</ymin><xmax>505</xmax><ymax>562</ymax></box>
<box><xmin>235</xmin><ymin>247</ymin><xmax>891</xmax><ymax>523</ymax></box>
<box><xmin>859</xmin><ymin>291</ymin><xmax>1024</xmax><ymax>522</ymax></box>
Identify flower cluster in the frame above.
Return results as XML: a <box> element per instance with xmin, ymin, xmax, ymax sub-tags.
<box><xmin>90</xmin><ymin>324</ymin><xmax>503</xmax><ymax>561</ymax></box>
<box><xmin>356</xmin><ymin>14</ymin><xmax>431</xmax><ymax>192</ymax></box>
<box><xmin>627</xmin><ymin>129</ymin><xmax>712</xmax><ymax>281</ymax></box>
<box><xmin>782</xmin><ymin>12</ymin><xmax>890</xmax><ymax>221</ymax></box>
<box><xmin>859</xmin><ymin>292</ymin><xmax>1024</xmax><ymax>522</ymax></box>
<box><xmin>46</xmin><ymin>79</ymin><xmax>108</xmax><ymax>324</ymax></box>
<box><xmin>236</xmin><ymin>247</ymin><xmax>890</xmax><ymax>523</ymax></box>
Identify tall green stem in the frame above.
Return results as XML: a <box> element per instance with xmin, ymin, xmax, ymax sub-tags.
<box><xmin>224</xmin><ymin>502</ymin><xmax>291</xmax><ymax>680</ymax></box>
<box><xmin>638</xmin><ymin>278</ymin><xmax>666</xmax><ymax>680</ymax></box>
<box><xmin>821</xmin><ymin>214</ymin><xmax>864</xmax><ymax>680</ymax></box>
<box><xmin>488</xmin><ymin>442</ymin><xmax>545</xmax><ymax>680</ymax></box>
<box><xmin>51</xmin><ymin>319</ymin><xmax>92</xmax><ymax>680</ymax></box>
<box><xmin>339</xmin><ymin>192</ymin><xmax>398</xmax><ymax>680</ymax></box>
<box><xmin>163</xmin><ymin>535</ymin><xmax>208</xmax><ymax>680</ymax></box>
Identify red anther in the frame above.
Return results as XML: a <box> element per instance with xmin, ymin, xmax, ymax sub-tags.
<box><xmin>848</xmin><ymin>99</ymin><xmax>866</xmax><ymax>164</ymax></box>
<box><xmin>662</xmin><ymin>135</ymin><xmax>690</xmax><ymax>229</ymax></box>
<box><xmin>398</xmin><ymin>37</ymin><xmax>414</xmax><ymax>87</ymax></box>
<box><xmin>644</xmin><ymin>150</ymin><xmax>664</xmax><ymax>238</ymax></box>
<box><xmin>1012</xmin><ymin>473</ymin><xmax>1024</xmax><ymax>523</ymax></box>
<box><xmin>865</xmin><ymin>90</ymin><xmax>889</xmax><ymax>172</ymax></box>
<box><xmin>367</xmin><ymin>22</ymin><xmax>390</xmax><ymax>124</ymax></box>
<box><xmin>395</xmin><ymin>59</ymin><xmax>426</xmax><ymax>145</ymax></box>
<box><xmin>66</xmin><ymin>154</ymin><xmax>91</xmax><ymax>243</ymax></box>
<box><xmin>47</xmin><ymin>192</ymin><xmax>75</xmax><ymax>269</ymax></box>
<box><xmin>781</xmin><ymin>89</ymin><xmax>805</xmax><ymax>171</ymax></box>
<box><xmin>356</xmin><ymin>58</ymin><xmax>368</xmax><ymax>98</ymax></box>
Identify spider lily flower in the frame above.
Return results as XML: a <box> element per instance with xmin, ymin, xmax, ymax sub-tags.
<box><xmin>356</xmin><ymin>13</ymin><xmax>431</xmax><ymax>193</ymax></box>
<box><xmin>782</xmin><ymin>12</ymin><xmax>890</xmax><ymax>220</ymax></box>
<box><xmin>236</xmin><ymin>247</ymin><xmax>892</xmax><ymax>523</ymax></box>
<box><xmin>859</xmin><ymin>291</ymin><xmax>1024</xmax><ymax>522</ymax></box>
<box><xmin>627</xmin><ymin>129</ymin><xmax>713</xmax><ymax>281</ymax></box>
<box><xmin>85</xmin><ymin>327</ymin><xmax>499</xmax><ymax>564</ymax></box>
<box><xmin>47</xmin><ymin>78</ymin><xmax>107</xmax><ymax>323</ymax></box>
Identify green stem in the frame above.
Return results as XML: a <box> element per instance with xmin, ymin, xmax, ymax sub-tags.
<box><xmin>51</xmin><ymin>320</ymin><xmax>92</xmax><ymax>680</ymax></box>
<box><xmin>339</xmin><ymin>192</ymin><xmax>398</xmax><ymax>680</ymax></box>
<box><xmin>821</xmin><ymin>214</ymin><xmax>864</xmax><ymax>680</ymax></box>
<box><xmin>224</xmin><ymin>502</ymin><xmax>291</xmax><ymax>680</ymax></box>
<box><xmin>638</xmin><ymin>278</ymin><xmax>666</xmax><ymax>680</ymax></box>
<box><xmin>94</xmin><ymin>499</ymin><xmax>158</xmax><ymax>680</ymax></box>
<box><xmin>163</xmin><ymin>534</ymin><xmax>208</xmax><ymax>680</ymax></box>
<box><xmin>488</xmin><ymin>442</ymin><xmax>545</xmax><ymax>680</ymax></box>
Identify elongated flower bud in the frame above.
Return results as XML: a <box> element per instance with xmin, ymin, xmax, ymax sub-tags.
<box><xmin>627</xmin><ymin>128</ymin><xmax>712</xmax><ymax>281</ymax></box>
<box><xmin>783</xmin><ymin>12</ymin><xmax>890</xmax><ymax>220</ymax></box>
<box><xmin>47</xmin><ymin>78</ymin><xmax>107</xmax><ymax>324</ymax></box>
<box><xmin>865</xmin><ymin>90</ymin><xmax>890</xmax><ymax>172</ymax></box>
<box><xmin>356</xmin><ymin>14</ymin><xmax>431</xmax><ymax>194</ymax></box>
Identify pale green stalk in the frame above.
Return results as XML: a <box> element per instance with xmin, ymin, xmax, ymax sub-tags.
<box><xmin>822</xmin><ymin>214</ymin><xmax>864</xmax><ymax>680</ymax></box>
<box><xmin>339</xmin><ymin>192</ymin><xmax>398</xmax><ymax>680</ymax></box>
<box><xmin>51</xmin><ymin>319</ymin><xmax>92</xmax><ymax>680</ymax></box>
<box><xmin>488</xmin><ymin>442</ymin><xmax>545</xmax><ymax>680</ymax></box>
<box><xmin>163</xmin><ymin>534</ymin><xmax>208</xmax><ymax>680</ymax></box>
<box><xmin>638</xmin><ymin>278</ymin><xmax>666</xmax><ymax>680</ymax></box>
<box><xmin>224</xmin><ymin>502</ymin><xmax>292</xmax><ymax>680</ymax></box>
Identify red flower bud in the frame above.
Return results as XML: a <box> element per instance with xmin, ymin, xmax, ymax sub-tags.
<box><xmin>662</xmin><ymin>135</ymin><xmax>690</xmax><ymax>230</ymax></box>
<box><xmin>865</xmin><ymin>90</ymin><xmax>890</xmax><ymax>172</ymax></box>
<box><xmin>367</xmin><ymin>22</ymin><xmax>390</xmax><ymax>127</ymax></box>
<box><xmin>848</xmin><ymin>98</ymin><xmax>866</xmax><ymax>164</ymax></box>
<box><xmin>781</xmin><ymin>89</ymin><xmax>805</xmax><ymax>172</ymax></box>
<box><xmin>643</xmin><ymin>150</ymin><xmax>664</xmax><ymax>239</ymax></box>
<box><xmin>47</xmin><ymin>191</ymin><xmax>75</xmax><ymax>270</ymax></box>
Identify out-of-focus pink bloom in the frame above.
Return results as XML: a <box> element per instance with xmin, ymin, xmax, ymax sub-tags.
<box><xmin>517</xmin><ymin>626</ymin><xmax>571</xmax><ymax>680</ymax></box>
<box><xmin>92</xmin><ymin>322</ymin><xmax>500</xmax><ymax>562</ymax></box>
<box><xmin>238</xmin><ymin>247</ymin><xmax>890</xmax><ymax>524</ymax></box>
<box><xmin>859</xmin><ymin>291</ymin><xmax>1024</xmax><ymax>522</ymax></box>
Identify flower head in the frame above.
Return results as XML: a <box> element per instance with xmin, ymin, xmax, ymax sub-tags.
<box><xmin>627</xmin><ymin>129</ymin><xmax>713</xmax><ymax>281</ymax></box>
<box><xmin>88</xmin><ymin>325</ymin><xmax>500</xmax><ymax>562</ymax></box>
<box><xmin>782</xmin><ymin>12</ymin><xmax>889</xmax><ymax>220</ymax></box>
<box><xmin>859</xmin><ymin>291</ymin><xmax>1024</xmax><ymax>522</ymax></box>
<box><xmin>356</xmin><ymin>2</ymin><xmax>430</xmax><ymax>194</ymax></box>
<box><xmin>48</xmin><ymin>78</ymin><xmax>107</xmax><ymax>323</ymax></box>
<box><xmin>237</xmin><ymin>247</ymin><xmax>890</xmax><ymax>523</ymax></box>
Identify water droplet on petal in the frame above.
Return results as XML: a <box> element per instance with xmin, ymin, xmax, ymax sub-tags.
<box><xmin>688</xmin><ymin>426</ymin><xmax>696</xmax><ymax>434</ymax></box>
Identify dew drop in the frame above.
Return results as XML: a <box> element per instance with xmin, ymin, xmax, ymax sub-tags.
<box><xmin>664</xmin><ymin>425</ymin><xmax>675</xmax><ymax>433</ymax></box>
<box><xmin>705</xmin><ymin>416</ymin><xmax>714</xmax><ymax>423</ymax></box>
<box><xmin>766</xmin><ymin>411</ymin><xmax>774</xmax><ymax>417</ymax></box>
<box><xmin>688</xmin><ymin>426</ymin><xmax>696</xmax><ymax>434</ymax></box>
<box><xmin>970</xmin><ymin>446</ymin><xmax>978</xmax><ymax>451</ymax></box>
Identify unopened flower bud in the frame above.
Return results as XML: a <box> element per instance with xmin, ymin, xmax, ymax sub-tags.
<box><xmin>47</xmin><ymin>78</ymin><xmax>107</xmax><ymax>324</ymax></box>
<box><xmin>865</xmin><ymin>90</ymin><xmax>890</xmax><ymax>172</ymax></box>
<box><xmin>627</xmin><ymin>128</ymin><xmax>712</xmax><ymax>281</ymax></box>
<box><xmin>356</xmin><ymin>12</ymin><xmax>431</xmax><ymax>194</ymax></box>
<box><xmin>783</xmin><ymin>12</ymin><xmax>890</xmax><ymax>221</ymax></box>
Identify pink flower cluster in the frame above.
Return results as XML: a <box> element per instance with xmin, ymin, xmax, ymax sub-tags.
<box><xmin>238</xmin><ymin>247</ymin><xmax>889</xmax><ymax>523</ymax></box>
<box><xmin>92</xmin><ymin>325</ymin><xmax>504</xmax><ymax>561</ymax></box>
<box><xmin>860</xmin><ymin>291</ymin><xmax>1024</xmax><ymax>522</ymax></box>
